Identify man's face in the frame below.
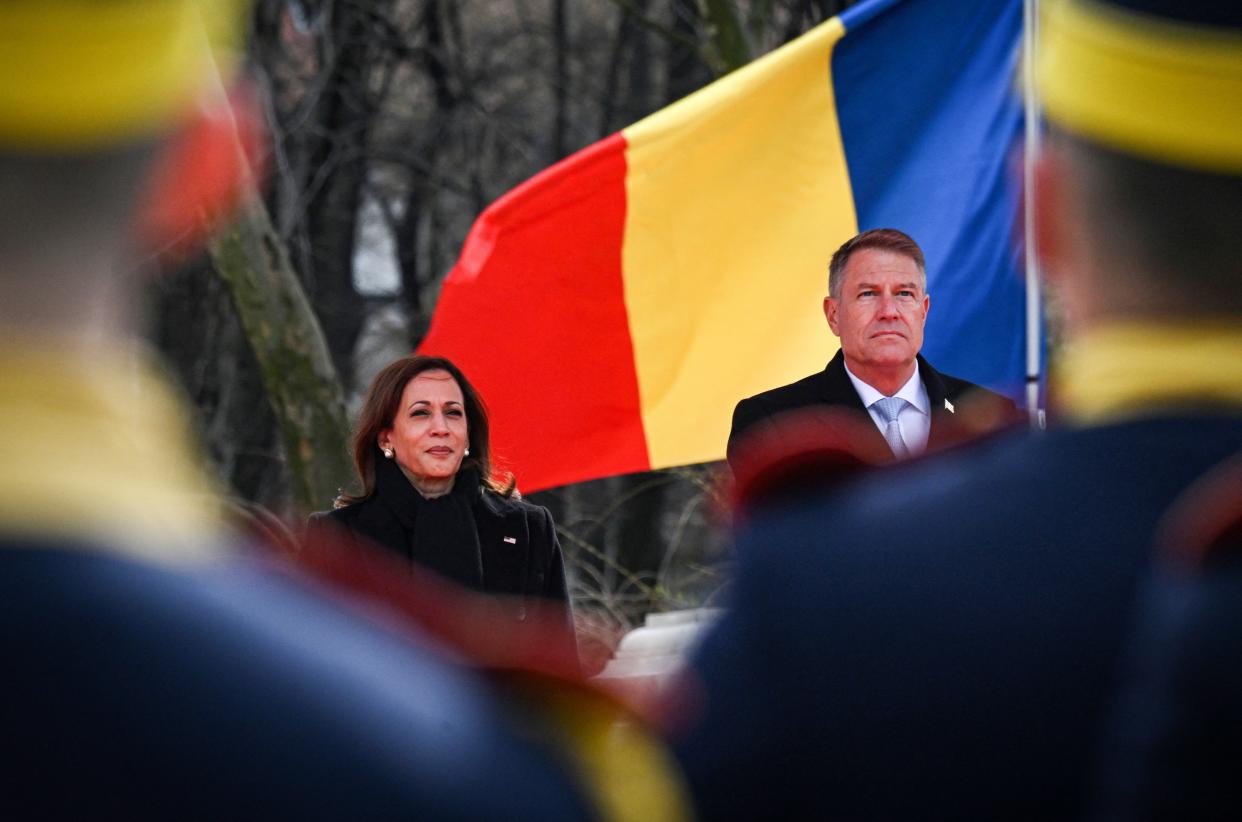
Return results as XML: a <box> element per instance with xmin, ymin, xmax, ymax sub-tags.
<box><xmin>824</xmin><ymin>248</ymin><xmax>929</xmax><ymax>373</ymax></box>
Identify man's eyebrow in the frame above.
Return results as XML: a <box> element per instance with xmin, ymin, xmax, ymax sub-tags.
<box><xmin>853</xmin><ymin>281</ymin><xmax>920</xmax><ymax>292</ymax></box>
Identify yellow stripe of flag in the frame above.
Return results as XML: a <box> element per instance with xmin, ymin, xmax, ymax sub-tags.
<box><xmin>621</xmin><ymin>18</ymin><xmax>856</xmax><ymax>469</ymax></box>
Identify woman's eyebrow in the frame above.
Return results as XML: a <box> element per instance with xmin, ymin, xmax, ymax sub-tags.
<box><xmin>406</xmin><ymin>399</ymin><xmax>465</xmax><ymax>410</ymax></box>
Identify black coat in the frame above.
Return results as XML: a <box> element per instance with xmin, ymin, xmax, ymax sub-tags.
<box><xmin>308</xmin><ymin>482</ymin><xmax>571</xmax><ymax>623</ymax></box>
<box><xmin>727</xmin><ymin>350</ymin><xmax>1016</xmax><ymax>467</ymax></box>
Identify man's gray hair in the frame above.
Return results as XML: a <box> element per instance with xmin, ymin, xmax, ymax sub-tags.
<box><xmin>828</xmin><ymin>228</ymin><xmax>927</xmax><ymax>300</ymax></box>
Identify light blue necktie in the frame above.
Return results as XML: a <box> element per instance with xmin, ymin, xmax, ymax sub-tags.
<box><xmin>871</xmin><ymin>396</ymin><xmax>909</xmax><ymax>458</ymax></box>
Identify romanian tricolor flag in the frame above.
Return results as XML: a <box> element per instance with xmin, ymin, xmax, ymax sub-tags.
<box><xmin>419</xmin><ymin>0</ymin><xmax>1025</xmax><ymax>492</ymax></box>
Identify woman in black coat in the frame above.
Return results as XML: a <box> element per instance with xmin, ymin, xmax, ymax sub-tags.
<box><xmin>308</xmin><ymin>355</ymin><xmax>573</xmax><ymax>639</ymax></box>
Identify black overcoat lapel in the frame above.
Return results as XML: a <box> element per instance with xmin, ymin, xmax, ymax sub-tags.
<box><xmin>818</xmin><ymin>351</ymin><xmax>889</xmax><ymax>454</ymax></box>
<box><xmin>474</xmin><ymin>494</ymin><xmax>534</xmax><ymax>598</ymax></box>
<box><xmin>917</xmin><ymin>356</ymin><xmax>954</xmax><ymax>440</ymax></box>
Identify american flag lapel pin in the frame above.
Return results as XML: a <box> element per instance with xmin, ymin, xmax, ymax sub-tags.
<box><xmin>503</xmin><ymin>536</ymin><xmax>517</xmax><ymax>544</ymax></box>
<box><xmin>945</xmin><ymin>399</ymin><xmax>955</xmax><ymax>413</ymax></box>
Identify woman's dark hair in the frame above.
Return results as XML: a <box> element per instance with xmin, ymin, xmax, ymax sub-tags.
<box><xmin>336</xmin><ymin>355</ymin><xmax>511</xmax><ymax>506</ymax></box>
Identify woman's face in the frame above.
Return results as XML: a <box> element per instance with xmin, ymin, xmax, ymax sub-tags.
<box><xmin>379</xmin><ymin>369</ymin><xmax>469</xmax><ymax>484</ymax></box>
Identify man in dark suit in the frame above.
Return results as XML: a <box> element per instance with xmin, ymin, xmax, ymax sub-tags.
<box><xmin>674</xmin><ymin>1</ymin><xmax>1242</xmax><ymax>819</ymax></box>
<box><xmin>727</xmin><ymin>228</ymin><xmax>1015</xmax><ymax>467</ymax></box>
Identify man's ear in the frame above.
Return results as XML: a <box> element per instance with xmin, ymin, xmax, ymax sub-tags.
<box><xmin>136</xmin><ymin>83</ymin><xmax>265</xmax><ymax>257</ymax></box>
<box><xmin>823</xmin><ymin>296</ymin><xmax>840</xmax><ymax>336</ymax></box>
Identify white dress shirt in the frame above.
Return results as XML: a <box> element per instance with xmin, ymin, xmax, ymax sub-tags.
<box><xmin>844</xmin><ymin>363</ymin><xmax>931</xmax><ymax>455</ymax></box>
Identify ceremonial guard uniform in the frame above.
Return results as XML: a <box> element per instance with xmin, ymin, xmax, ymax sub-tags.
<box><xmin>670</xmin><ymin>1</ymin><xmax>1242</xmax><ymax>818</ymax></box>
<box><xmin>0</xmin><ymin>3</ymin><xmax>686</xmax><ymax>818</ymax></box>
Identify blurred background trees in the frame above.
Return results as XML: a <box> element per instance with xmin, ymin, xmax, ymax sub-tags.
<box><xmin>144</xmin><ymin>0</ymin><xmax>852</xmax><ymax>646</ymax></box>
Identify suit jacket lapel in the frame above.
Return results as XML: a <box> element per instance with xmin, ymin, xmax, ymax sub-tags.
<box><xmin>475</xmin><ymin>493</ymin><xmax>531</xmax><ymax>597</ymax></box>
<box><xmin>819</xmin><ymin>350</ymin><xmax>870</xmax><ymax>412</ymax></box>
<box><xmin>819</xmin><ymin>350</ymin><xmax>890</xmax><ymax>454</ymax></box>
<box><xmin>821</xmin><ymin>351</ymin><xmax>955</xmax><ymax>453</ymax></box>
<box><xmin>917</xmin><ymin>355</ymin><xmax>952</xmax><ymax>439</ymax></box>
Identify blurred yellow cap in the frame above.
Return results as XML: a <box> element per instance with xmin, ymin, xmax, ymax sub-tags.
<box><xmin>0</xmin><ymin>0</ymin><xmax>249</xmax><ymax>150</ymax></box>
<box><xmin>1037</xmin><ymin>0</ymin><xmax>1242</xmax><ymax>173</ymax></box>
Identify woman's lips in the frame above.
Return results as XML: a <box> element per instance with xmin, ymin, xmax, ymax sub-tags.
<box><xmin>427</xmin><ymin>447</ymin><xmax>453</xmax><ymax>456</ymax></box>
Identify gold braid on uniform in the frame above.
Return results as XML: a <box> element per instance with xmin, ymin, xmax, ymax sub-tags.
<box><xmin>502</xmin><ymin>675</ymin><xmax>693</xmax><ymax>822</ymax></box>
<box><xmin>0</xmin><ymin>343</ymin><xmax>225</xmax><ymax>564</ymax></box>
<box><xmin>1055</xmin><ymin>323</ymin><xmax>1242</xmax><ymax>424</ymax></box>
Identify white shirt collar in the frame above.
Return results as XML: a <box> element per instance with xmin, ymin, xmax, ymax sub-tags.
<box><xmin>844</xmin><ymin>361</ymin><xmax>930</xmax><ymax>415</ymax></box>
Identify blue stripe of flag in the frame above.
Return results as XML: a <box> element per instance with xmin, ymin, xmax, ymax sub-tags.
<box><xmin>834</xmin><ymin>0</ymin><xmax>1027</xmax><ymax>398</ymax></box>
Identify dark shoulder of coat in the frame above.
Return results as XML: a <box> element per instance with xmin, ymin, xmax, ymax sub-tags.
<box><xmin>304</xmin><ymin>502</ymin><xmax>368</xmax><ymax>548</ymax></box>
<box><xmin>730</xmin><ymin>371</ymin><xmax>829</xmax><ymax>463</ymax></box>
<box><xmin>928</xmin><ymin>366</ymin><xmax>1020</xmax><ymax>418</ymax></box>
<box><xmin>728</xmin><ymin>354</ymin><xmax>862</xmax><ymax>466</ymax></box>
<box><xmin>939</xmin><ymin>370</ymin><xmax>1011</xmax><ymax>404</ymax></box>
<box><xmin>306</xmin><ymin>506</ymin><xmax>341</xmax><ymax>532</ymax></box>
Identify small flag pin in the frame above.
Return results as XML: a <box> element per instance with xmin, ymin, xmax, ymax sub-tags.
<box><xmin>945</xmin><ymin>399</ymin><xmax>955</xmax><ymax>413</ymax></box>
<box><xmin>503</xmin><ymin>536</ymin><xmax>517</xmax><ymax>544</ymax></box>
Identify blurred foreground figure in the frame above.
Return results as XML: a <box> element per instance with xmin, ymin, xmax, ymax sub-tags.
<box><xmin>671</xmin><ymin>1</ymin><xmax>1242</xmax><ymax>818</ymax></box>
<box><xmin>1096</xmin><ymin>456</ymin><xmax>1242</xmax><ymax>819</ymax></box>
<box><xmin>0</xmin><ymin>2</ymin><xmax>680</xmax><ymax>818</ymax></box>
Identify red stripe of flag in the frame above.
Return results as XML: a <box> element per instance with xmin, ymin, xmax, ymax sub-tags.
<box><xmin>418</xmin><ymin>133</ymin><xmax>650</xmax><ymax>491</ymax></box>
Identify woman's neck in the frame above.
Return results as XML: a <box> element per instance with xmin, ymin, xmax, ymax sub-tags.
<box><xmin>403</xmin><ymin>469</ymin><xmax>455</xmax><ymax>500</ymax></box>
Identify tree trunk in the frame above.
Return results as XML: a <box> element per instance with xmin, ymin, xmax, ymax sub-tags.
<box><xmin>209</xmin><ymin>193</ymin><xmax>354</xmax><ymax>514</ymax></box>
<box><xmin>397</xmin><ymin>0</ymin><xmax>456</xmax><ymax>348</ymax></box>
<box><xmin>146</xmin><ymin>254</ymin><xmax>287</xmax><ymax>511</ymax></box>
<box><xmin>701</xmin><ymin>0</ymin><xmax>752</xmax><ymax>74</ymax></box>
<box><xmin>552</xmin><ymin>0</ymin><xmax>569</xmax><ymax>160</ymax></box>
<box><xmin>668</xmin><ymin>0</ymin><xmax>715</xmax><ymax>101</ymax></box>
<box><xmin>299</xmin><ymin>1</ymin><xmax>393</xmax><ymax>388</ymax></box>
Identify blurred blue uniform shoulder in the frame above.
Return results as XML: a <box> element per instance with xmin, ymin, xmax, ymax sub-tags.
<box><xmin>674</xmin><ymin>415</ymin><xmax>1242</xmax><ymax>819</ymax></box>
<box><xmin>1094</xmin><ymin>454</ymin><xmax>1242</xmax><ymax>820</ymax></box>
<box><xmin>0</xmin><ymin>542</ymin><xmax>592</xmax><ymax>819</ymax></box>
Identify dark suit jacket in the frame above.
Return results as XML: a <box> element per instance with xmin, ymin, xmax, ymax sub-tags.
<box><xmin>727</xmin><ymin>350</ymin><xmax>1016</xmax><ymax>467</ymax></box>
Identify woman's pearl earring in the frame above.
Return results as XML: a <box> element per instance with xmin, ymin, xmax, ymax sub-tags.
<box><xmin>464</xmin><ymin>447</ymin><xmax>470</xmax><ymax>457</ymax></box>
<box><xmin>382</xmin><ymin>446</ymin><xmax>393</xmax><ymax>459</ymax></box>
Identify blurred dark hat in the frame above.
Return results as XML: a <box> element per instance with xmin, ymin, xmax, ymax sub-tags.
<box><xmin>1037</xmin><ymin>0</ymin><xmax>1242</xmax><ymax>173</ymax></box>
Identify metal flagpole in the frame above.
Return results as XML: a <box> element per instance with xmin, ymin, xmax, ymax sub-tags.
<box><xmin>1023</xmin><ymin>0</ymin><xmax>1045</xmax><ymax>428</ymax></box>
